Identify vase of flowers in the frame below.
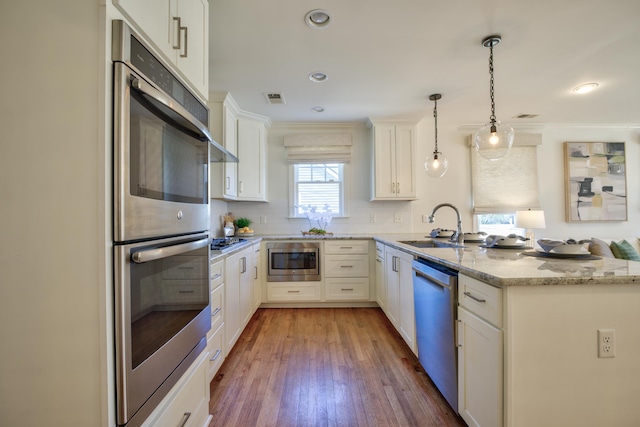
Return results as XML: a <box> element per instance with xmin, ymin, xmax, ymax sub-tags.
<box><xmin>296</xmin><ymin>204</ymin><xmax>333</xmax><ymax>235</ymax></box>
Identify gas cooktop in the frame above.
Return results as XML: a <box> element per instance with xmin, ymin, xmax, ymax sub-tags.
<box><xmin>211</xmin><ymin>237</ymin><xmax>248</xmax><ymax>253</ymax></box>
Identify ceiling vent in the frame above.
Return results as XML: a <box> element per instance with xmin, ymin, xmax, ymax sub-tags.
<box><xmin>264</xmin><ymin>92</ymin><xmax>286</xmax><ymax>104</ymax></box>
<box><xmin>514</xmin><ymin>114</ymin><xmax>539</xmax><ymax>119</ymax></box>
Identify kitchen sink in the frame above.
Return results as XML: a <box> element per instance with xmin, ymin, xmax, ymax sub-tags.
<box><xmin>400</xmin><ymin>240</ymin><xmax>465</xmax><ymax>249</ymax></box>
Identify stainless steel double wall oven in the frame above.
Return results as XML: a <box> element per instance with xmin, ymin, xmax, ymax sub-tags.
<box><xmin>111</xmin><ymin>21</ymin><xmax>235</xmax><ymax>427</ymax></box>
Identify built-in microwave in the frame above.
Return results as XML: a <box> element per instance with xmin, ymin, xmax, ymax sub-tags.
<box><xmin>267</xmin><ymin>242</ymin><xmax>321</xmax><ymax>282</ymax></box>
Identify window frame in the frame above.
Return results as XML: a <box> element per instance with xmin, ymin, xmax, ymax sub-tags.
<box><xmin>289</xmin><ymin>162</ymin><xmax>350</xmax><ymax>218</ymax></box>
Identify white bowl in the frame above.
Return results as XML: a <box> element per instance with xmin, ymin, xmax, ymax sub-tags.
<box><xmin>436</xmin><ymin>230</ymin><xmax>454</xmax><ymax>237</ymax></box>
<box><xmin>496</xmin><ymin>237</ymin><xmax>526</xmax><ymax>246</ymax></box>
<box><xmin>464</xmin><ymin>232</ymin><xmax>487</xmax><ymax>240</ymax></box>
<box><xmin>550</xmin><ymin>244</ymin><xmax>588</xmax><ymax>255</ymax></box>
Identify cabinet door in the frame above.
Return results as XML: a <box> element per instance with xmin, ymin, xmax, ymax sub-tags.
<box><xmin>397</xmin><ymin>250</ymin><xmax>416</xmax><ymax>353</ymax></box>
<box><xmin>458</xmin><ymin>307</ymin><xmax>503</xmax><ymax>427</ymax></box>
<box><xmin>252</xmin><ymin>243</ymin><xmax>262</xmax><ymax>309</ymax></box>
<box><xmin>239</xmin><ymin>251</ymin><xmax>253</xmax><ymax>327</ymax></box>
<box><xmin>222</xmin><ymin>107</ymin><xmax>238</xmax><ymax>199</ymax></box>
<box><xmin>113</xmin><ymin>0</ymin><xmax>175</xmax><ymax>61</ymax></box>
<box><xmin>375</xmin><ymin>252</ymin><xmax>386</xmax><ymax>310</ymax></box>
<box><xmin>224</xmin><ymin>251</ymin><xmax>241</xmax><ymax>352</ymax></box>
<box><xmin>384</xmin><ymin>247</ymin><xmax>400</xmax><ymax>327</ymax></box>
<box><xmin>237</xmin><ymin>118</ymin><xmax>267</xmax><ymax>201</ymax></box>
<box><xmin>394</xmin><ymin>125</ymin><xmax>416</xmax><ymax>199</ymax></box>
<box><xmin>175</xmin><ymin>0</ymin><xmax>208</xmax><ymax>98</ymax></box>
<box><xmin>372</xmin><ymin>125</ymin><xmax>397</xmax><ymax>199</ymax></box>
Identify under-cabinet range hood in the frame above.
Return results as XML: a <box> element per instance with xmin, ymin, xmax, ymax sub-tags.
<box><xmin>210</xmin><ymin>139</ymin><xmax>239</xmax><ymax>163</ymax></box>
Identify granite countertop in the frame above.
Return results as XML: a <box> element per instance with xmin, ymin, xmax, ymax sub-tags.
<box><xmin>251</xmin><ymin>233</ymin><xmax>640</xmax><ymax>287</ymax></box>
<box><xmin>373</xmin><ymin>233</ymin><xmax>640</xmax><ymax>287</ymax></box>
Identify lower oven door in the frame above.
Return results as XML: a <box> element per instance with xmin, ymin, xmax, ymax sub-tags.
<box><xmin>114</xmin><ymin>234</ymin><xmax>211</xmax><ymax>426</ymax></box>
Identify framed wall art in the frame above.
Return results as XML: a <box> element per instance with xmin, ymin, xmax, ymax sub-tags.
<box><xmin>564</xmin><ymin>141</ymin><xmax>627</xmax><ymax>222</ymax></box>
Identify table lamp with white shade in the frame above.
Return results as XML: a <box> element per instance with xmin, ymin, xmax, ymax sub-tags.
<box><xmin>515</xmin><ymin>209</ymin><xmax>546</xmax><ymax>248</ymax></box>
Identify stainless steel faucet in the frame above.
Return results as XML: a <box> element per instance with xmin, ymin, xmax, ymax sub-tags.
<box><xmin>428</xmin><ymin>203</ymin><xmax>464</xmax><ymax>245</ymax></box>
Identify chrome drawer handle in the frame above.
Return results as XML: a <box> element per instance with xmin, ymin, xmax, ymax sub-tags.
<box><xmin>340</xmin><ymin>265</ymin><xmax>354</xmax><ymax>268</ymax></box>
<box><xmin>287</xmin><ymin>290</ymin><xmax>300</xmax><ymax>293</ymax></box>
<box><xmin>210</xmin><ymin>349</ymin><xmax>221</xmax><ymax>362</ymax></box>
<box><xmin>178</xmin><ymin>290</ymin><xmax>194</xmax><ymax>293</ymax></box>
<box><xmin>212</xmin><ymin>307</ymin><xmax>221</xmax><ymax>316</ymax></box>
<box><xmin>341</xmin><ymin>288</ymin><xmax>354</xmax><ymax>291</ymax></box>
<box><xmin>211</xmin><ymin>273</ymin><xmax>221</xmax><ymax>280</ymax></box>
<box><xmin>340</xmin><ymin>246</ymin><xmax>353</xmax><ymax>249</ymax></box>
<box><xmin>178</xmin><ymin>412</ymin><xmax>191</xmax><ymax>427</ymax></box>
<box><xmin>463</xmin><ymin>291</ymin><xmax>486</xmax><ymax>303</ymax></box>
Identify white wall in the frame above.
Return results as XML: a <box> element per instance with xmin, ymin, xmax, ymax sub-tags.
<box><xmin>227</xmin><ymin>121</ymin><xmax>639</xmax><ymax>240</ymax></box>
<box><xmin>0</xmin><ymin>2</ymin><xmax>109</xmax><ymax>426</ymax></box>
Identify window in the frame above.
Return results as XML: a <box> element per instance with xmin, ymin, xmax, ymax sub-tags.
<box><xmin>292</xmin><ymin>163</ymin><xmax>345</xmax><ymax>217</ymax></box>
<box><xmin>470</xmin><ymin>133</ymin><xmax>541</xmax><ymax>234</ymax></box>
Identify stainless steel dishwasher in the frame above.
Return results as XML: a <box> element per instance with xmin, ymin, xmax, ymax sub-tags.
<box><xmin>412</xmin><ymin>258</ymin><xmax>458</xmax><ymax>412</ymax></box>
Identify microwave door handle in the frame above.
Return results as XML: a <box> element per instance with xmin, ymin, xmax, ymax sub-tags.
<box><xmin>131</xmin><ymin>238</ymin><xmax>209</xmax><ymax>263</ymax></box>
<box><xmin>130</xmin><ymin>77</ymin><xmax>212</xmax><ymax>143</ymax></box>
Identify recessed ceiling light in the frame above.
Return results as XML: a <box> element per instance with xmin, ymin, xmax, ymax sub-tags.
<box><xmin>311</xmin><ymin>106</ymin><xmax>325</xmax><ymax>113</ymax></box>
<box><xmin>305</xmin><ymin>10</ymin><xmax>331</xmax><ymax>29</ymax></box>
<box><xmin>309</xmin><ymin>72</ymin><xmax>328</xmax><ymax>82</ymax></box>
<box><xmin>573</xmin><ymin>83</ymin><xmax>599</xmax><ymax>94</ymax></box>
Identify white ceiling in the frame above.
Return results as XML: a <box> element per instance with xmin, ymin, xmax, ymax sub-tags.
<box><xmin>208</xmin><ymin>0</ymin><xmax>640</xmax><ymax>126</ymax></box>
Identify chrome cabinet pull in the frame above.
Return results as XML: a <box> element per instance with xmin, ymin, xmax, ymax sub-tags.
<box><xmin>212</xmin><ymin>307</ymin><xmax>221</xmax><ymax>316</ymax></box>
<box><xmin>172</xmin><ymin>17</ymin><xmax>181</xmax><ymax>50</ymax></box>
<box><xmin>254</xmin><ymin>266</ymin><xmax>258</xmax><ymax>280</ymax></box>
<box><xmin>341</xmin><ymin>288</ymin><xmax>354</xmax><ymax>291</ymax></box>
<box><xmin>340</xmin><ymin>246</ymin><xmax>353</xmax><ymax>249</ymax></box>
<box><xmin>178</xmin><ymin>290</ymin><xmax>194</xmax><ymax>293</ymax></box>
<box><xmin>211</xmin><ymin>273</ymin><xmax>221</xmax><ymax>280</ymax></box>
<box><xmin>463</xmin><ymin>291</ymin><xmax>486</xmax><ymax>303</ymax></box>
<box><xmin>457</xmin><ymin>320</ymin><xmax>463</xmax><ymax>347</ymax></box>
<box><xmin>287</xmin><ymin>290</ymin><xmax>300</xmax><ymax>293</ymax></box>
<box><xmin>180</xmin><ymin>25</ymin><xmax>188</xmax><ymax>58</ymax></box>
<box><xmin>239</xmin><ymin>181</ymin><xmax>243</xmax><ymax>193</ymax></box>
<box><xmin>241</xmin><ymin>257</ymin><xmax>247</xmax><ymax>273</ymax></box>
<box><xmin>210</xmin><ymin>349</ymin><xmax>221</xmax><ymax>362</ymax></box>
<box><xmin>392</xmin><ymin>182</ymin><xmax>396</xmax><ymax>193</ymax></box>
<box><xmin>178</xmin><ymin>412</ymin><xmax>191</xmax><ymax>427</ymax></box>
<box><xmin>340</xmin><ymin>265</ymin><xmax>354</xmax><ymax>268</ymax></box>
<box><xmin>397</xmin><ymin>182</ymin><xmax>400</xmax><ymax>193</ymax></box>
<box><xmin>226</xmin><ymin>176</ymin><xmax>230</xmax><ymax>190</ymax></box>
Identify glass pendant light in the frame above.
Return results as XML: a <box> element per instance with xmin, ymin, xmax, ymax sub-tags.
<box><xmin>474</xmin><ymin>35</ymin><xmax>514</xmax><ymax>161</ymax></box>
<box><xmin>425</xmin><ymin>93</ymin><xmax>448</xmax><ymax>178</ymax></box>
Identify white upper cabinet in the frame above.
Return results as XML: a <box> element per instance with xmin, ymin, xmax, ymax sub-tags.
<box><xmin>237</xmin><ymin>115</ymin><xmax>269</xmax><ymax>202</ymax></box>
<box><xmin>369</xmin><ymin>122</ymin><xmax>417</xmax><ymax>201</ymax></box>
<box><xmin>114</xmin><ymin>0</ymin><xmax>209</xmax><ymax>100</ymax></box>
<box><xmin>208</xmin><ymin>93</ymin><xmax>239</xmax><ymax>200</ymax></box>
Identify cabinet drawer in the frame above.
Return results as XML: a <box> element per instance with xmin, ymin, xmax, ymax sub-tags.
<box><xmin>324</xmin><ymin>240</ymin><xmax>369</xmax><ymax>255</ymax></box>
<box><xmin>267</xmin><ymin>283</ymin><xmax>321</xmax><ymax>301</ymax></box>
<box><xmin>142</xmin><ymin>350</ymin><xmax>208</xmax><ymax>427</ymax></box>
<box><xmin>210</xmin><ymin>259</ymin><xmax>224</xmax><ymax>289</ymax></box>
<box><xmin>325</xmin><ymin>255</ymin><xmax>369</xmax><ymax>277</ymax></box>
<box><xmin>459</xmin><ymin>274</ymin><xmax>503</xmax><ymax>328</ymax></box>
<box><xmin>208</xmin><ymin>283</ymin><xmax>224</xmax><ymax>334</ymax></box>
<box><xmin>325</xmin><ymin>277</ymin><xmax>370</xmax><ymax>300</ymax></box>
<box><xmin>206</xmin><ymin>323</ymin><xmax>224</xmax><ymax>382</ymax></box>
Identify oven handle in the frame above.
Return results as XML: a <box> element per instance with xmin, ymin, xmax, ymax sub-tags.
<box><xmin>130</xmin><ymin>76</ymin><xmax>212</xmax><ymax>143</ymax></box>
<box><xmin>131</xmin><ymin>238</ymin><xmax>209</xmax><ymax>264</ymax></box>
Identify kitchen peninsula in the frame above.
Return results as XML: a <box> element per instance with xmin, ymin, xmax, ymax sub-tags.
<box><xmin>256</xmin><ymin>234</ymin><xmax>640</xmax><ymax>427</ymax></box>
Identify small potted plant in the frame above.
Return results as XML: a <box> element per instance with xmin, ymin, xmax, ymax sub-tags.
<box><xmin>235</xmin><ymin>217</ymin><xmax>254</xmax><ymax>235</ymax></box>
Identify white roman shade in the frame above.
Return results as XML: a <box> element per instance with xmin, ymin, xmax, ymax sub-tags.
<box><xmin>284</xmin><ymin>133</ymin><xmax>352</xmax><ymax>163</ymax></box>
<box><xmin>470</xmin><ymin>133</ymin><xmax>542</xmax><ymax>214</ymax></box>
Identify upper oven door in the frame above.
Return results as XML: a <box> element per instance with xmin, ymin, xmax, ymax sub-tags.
<box><xmin>113</xmin><ymin>61</ymin><xmax>210</xmax><ymax>242</ymax></box>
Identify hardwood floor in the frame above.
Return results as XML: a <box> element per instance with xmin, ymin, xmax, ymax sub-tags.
<box><xmin>208</xmin><ymin>307</ymin><xmax>467</xmax><ymax>427</ymax></box>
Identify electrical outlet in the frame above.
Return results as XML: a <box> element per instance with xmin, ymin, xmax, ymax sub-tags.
<box><xmin>370</xmin><ymin>214</ymin><xmax>376</xmax><ymax>223</ymax></box>
<box><xmin>394</xmin><ymin>214</ymin><xmax>403</xmax><ymax>223</ymax></box>
<box><xmin>422</xmin><ymin>214</ymin><xmax>429</xmax><ymax>223</ymax></box>
<box><xmin>598</xmin><ymin>329</ymin><xmax>616</xmax><ymax>358</ymax></box>
<box><xmin>260</xmin><ymin>215</ymin><xmax>267</xmax><ymax>224</ymax></box>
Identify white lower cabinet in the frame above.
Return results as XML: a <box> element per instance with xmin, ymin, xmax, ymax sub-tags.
<box><xmin>383</xmin><ymin>245</ymin><xmax>416</xmax><ymax>353</ymax></box>
<box><xmin>141</xmin><ymin>349</ymin><xmax>211</xmax><ymax>427</ymax></box>
<box><xmin>457</xmin><ymin>274</ymin><xmax>503</xmax><ymax>427</ymax></box>
<box><xmin>324</xmin><ymin>240</ymin><xmax>371</xmax><ymax>302</ymax></box>
<box><xmin>252</xmin><ymin>242</ymin><xmax>262</xmax><ymax>309</ymax></box>
<box><xmin>375</xmin><ymin>242</ymin><xmax>386</xmax><ymax>310</ymax></box>
<box><xmin>206</xmin><ymin>323</ymin><xmax>224</xmax><ymax>383</ymax></box>
<box><xmin>225</xmin><ymin>245</ymin><xmax>254</xmax><ymax>353</ymax></box>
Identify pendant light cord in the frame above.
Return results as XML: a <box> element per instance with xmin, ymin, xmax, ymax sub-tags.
<box><xmin>489</xmin><ymin>43</ymin><xmax>496</xmax><ymax>125</ymax></box>
<box><xmin>433</xmin><ymin>98</ymin><xmax>439</xmax><ymax>154</ymax></box>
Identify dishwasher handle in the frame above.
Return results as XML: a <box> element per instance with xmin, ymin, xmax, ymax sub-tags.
<box><xmin>412</xmin><ymin>259</ymin><xmax>457</xmax><ymax>289</ymax></box>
